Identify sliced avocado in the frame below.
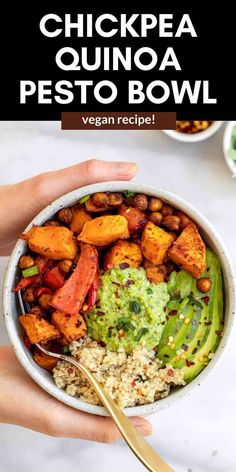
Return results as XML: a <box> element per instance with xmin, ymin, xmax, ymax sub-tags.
<box><xmin>158</xmin><ymin>249</ymin><xmax>224</xmax><ymax>382</ymax></box>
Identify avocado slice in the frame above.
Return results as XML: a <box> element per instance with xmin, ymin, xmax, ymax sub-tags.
<box><xmin>158</xmin><ymin>249</ymin><xmax>224</xmax><ymax>382</ymax></box>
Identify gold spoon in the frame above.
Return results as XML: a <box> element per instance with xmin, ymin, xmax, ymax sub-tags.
<box><xmin>36</xmin><ymin>342</ymin><xmax>174</xmax><ymax>472</ymax></box>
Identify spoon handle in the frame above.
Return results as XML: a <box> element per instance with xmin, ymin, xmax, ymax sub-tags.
<box><xmin>67</xmin><ymin>356</ymin><xmax>174</xmax><ymax>472</ymax></box>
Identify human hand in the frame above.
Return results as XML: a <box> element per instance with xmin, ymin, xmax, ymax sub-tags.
<box><xmin>0</xmin><ymin>159</ymin><xmax>137</xmax><ymax>255</ymax></box>
<box><xmin>0</xmin><ymin>159</ymin><xmax>152</xmax><ymax>441</ymax></box>
<box><xmin>0</xmin><ymin>347</ymin><xmax>152</xmax><ymax>441</ymax></box>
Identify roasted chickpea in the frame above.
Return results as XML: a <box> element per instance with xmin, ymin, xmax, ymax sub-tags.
<box><xmin>38</xmin><ymin>293</ymin><xmax>53</xmax><ymax>310</ymax></box>
<box><xmin>133</xmin><ymin>194</ymin><xmax>148</xmax><ymax>211</ymax></box>
<box><xmin>161</xmin><ymin>204</ymin><xmax>174</xmax><ymax>216</ymax></box>
<box><xmin>58</xmin><ymin>259</ymin><xmax>73</xmax><ymax>273</ymax></box>
<box><xmin>44</xmin><ymin>220</ymin><xmax>61</xmax><ymax>227</ymax></box>
<box><xmin>148</xmin><ymin>212</ymin><xmax>163</xmax><ymax>225</ymax></box>
<box><xmin>92</xmin><ymin>192</ymin><xmax>110</xmax><ymax>208</ymax></box>
<box><xmin>162</xmin><ymin>215</ymin><xmax>180</xmax><ymax>231</ymax></box>
<box><xmin>175</xmin><ymin>210</ymin><xmax>195</xmax><ymax>230</ymax></box>
<box><xmin>57</xmin><ymin>208</ymin><xmax>73</xmax><ymax>225</ymax></box>
<box><xmin>148</xmin><ymin>197</ymin><xmax>163</xmax><ymax>212</ymax></box>
<box><xmin>22</xmin><ymin>287</ymin><xmax>35</xmax><ymax>303</ymax></box>
<box><xmin>19</xmin><ymin>255</ymin><xmax>35</xmax><ymax>269</ymax></box>
<box><xmin>108</xmin><ymin>192</ymin><xmax>123</xmax><ymax>207</ymax></box>
<box><xmin>31</xmin><ymin>305</ymin><xmax>45</xmax><ymax>317</ymax></box>
<box><xmin>197</xmin><ymin>277</ymin><xmax>212</xmax><ymax>293</ymax></box>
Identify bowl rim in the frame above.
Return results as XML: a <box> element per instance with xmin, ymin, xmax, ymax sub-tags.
<box><xmin>222</xmin><ymin>121</ymin><xmax>236</xmax><ymax>177</ymax></box>
<box><xmin>163</xmin><ymin>121</ymin><xmax>223</xmax><ymax>143</ymax></box>
<box><xmin>3</xmin><ymin>181</ymin><xmax>235</xmax><ymax>417</ymax></box>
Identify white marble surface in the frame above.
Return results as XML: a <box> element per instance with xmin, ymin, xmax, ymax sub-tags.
<box><xmin>0</xmin><ymin>122</ymin><xmax>235</xmax><ymax>472</ymax></box>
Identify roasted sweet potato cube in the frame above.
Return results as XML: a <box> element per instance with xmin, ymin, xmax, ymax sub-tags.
<box><xmin>21</xmin><ymin>226</ymin><xmax>78</xmax><ymax>260</ymax></box>
<box><xmin>33</xmin><ymin>348</ymin><xmax>58</xmax><ymax>371</ymax></box>
<box><xmin>19</xmin><ymin>314</ymin><xmax>61</xmax><ymax>344</ymax></box>
<box><xmin>51</xmin><ymin>311</ymin><xmax>87</xmax><ymax>343</ymax></box>
<box><xmin>104</xmin><ymin>241</ymin><xmax>142</xmax><ymax>269</ymax></box>
<box><xmin>145</xmin><ymin>267</ymin><xmax>165</xmax><ymax>284</ymax></box>
<box><xmin>143</xmin><ymin>260</ymin><xmax>166</xmax><ymax>284</ymax></box>
<box><xmin>168</xmin><ymin>225</ymin><xmax>206</xmax><ymax>278</ymax></box>
<box><xmin>78</xmin><ymin>215</ymin><xmax>129</xmax><ymax>246</ymax></box>
<box><xmin>70</xmin><ymin>207</ymin><xmax>92</xmax><ymax>234</ymax></box>
<box><xmin>141</xmin><ymin>222</ymin><xmax>174</xmax><ymax>265</ymax></box>
<box><xmin>119</xmin><ymin>205</ymin><xmax>146</xmax><ymax>234</ymax></box>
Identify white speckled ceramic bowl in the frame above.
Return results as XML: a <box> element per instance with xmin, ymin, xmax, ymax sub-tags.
<box><xmin>3</xmin><ymin>182</ymin><xmax>235</xmax><ymax>416</ymax></box>
<box><xmin>164</xmin><ymin>121</ymin><xmax>223</xmax><ymax>143</ymax></box>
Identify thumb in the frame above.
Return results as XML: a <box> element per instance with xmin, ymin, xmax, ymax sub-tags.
<box><xmin>35</xmin><ymin>159</ymin><xmax>137</xmax><ymax>205</ymax></box>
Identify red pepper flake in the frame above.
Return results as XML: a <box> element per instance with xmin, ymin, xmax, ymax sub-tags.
<box><xmin>125</xmin><ymin>279</ymin><xmax>135</xmax><ymax>287</ymax></box>
<box><xmin>202</xmin><ymin>296</ymin><xmax>210</xmax><ymax>305</ymax></box>
<box><xmin>67</xmin><ymin>367</ymin><xmax>74</xmax><ymax>374</ymax></box>
<box><xmin>112</xmin><ymin>281</ymin><xmax>124</xmax><ymax>289</ymax></box>
<box><xmin>204</xmin><ymin>321</ymin><xmax>212</xmax><ymax>326</ymax></box>
<box><xmin>168</xmin><ymin>310</ymin><xmax>178</xmax><ymax>317</ymax></box>
<box><xmin>163</xmin><ymin>307</ymin><xmax>167</xmax><ymax>312</ymax></box>
<box><xmin>119</xmin><ymin>263</ymin><xmax>130</xmax><ymax>270</ymax></box>
<box><xmin>97</xmin><ymin>311</ymin><xmax>105</xmax><ymax>316</ymax></box>
<box><xmin>114</xmin><ymin>291</ymin><xmax>120</xmax><ymax>299</ymax></box>
<box><xmin>98</xmin><ymin>341</ymin><xmax>106</xmax><ymax>347</ymax></box>
<box><xmin>167</xmin><ymin>369</ymin><xmax>174</xmax><ymax>377</ymax></box>
<box><xmin>131</xmin><ymin>380</ymin><xmax>136</xmax><ymax>388</ymax></box>
<box><xmin>186</xmin><ymin>359</ymin><xmax>195</xmax><ymax>367</ymax></box>
<box><xmin>215</xmin><ymin>330</ymin><xmax>224</xmax><ymax>337</ymax></box>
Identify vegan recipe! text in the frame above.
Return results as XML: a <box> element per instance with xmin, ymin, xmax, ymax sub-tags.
<box><xmin>15</xmin><ymin>191</ymin><xmax>223</xmax><ymax>408</ymax></box>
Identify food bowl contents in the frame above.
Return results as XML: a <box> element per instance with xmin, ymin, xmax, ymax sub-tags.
<box><xmin>15</xmin><ymin>191</ymin><xmax>224</xmax><ymax>407</ymax></box>
<box><xmin>176</xmin><ymin>121</ymin><xmax>213</xmax><ymax>134</ymax></box>
<box><xmin>228</xmin><ymin>124</ymin><xmax>236</xmax><ymax>163</ymax></box>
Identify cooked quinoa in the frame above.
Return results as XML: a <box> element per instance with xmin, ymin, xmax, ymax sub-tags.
<box><xmin>53</xmin><ymin>337</ymin><xmax>185</xmax><ymax>408</ymax></box>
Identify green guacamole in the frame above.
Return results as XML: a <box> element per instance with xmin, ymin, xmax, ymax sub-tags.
<box><xmin>85</xmin><ymin>267</ymin><xmax>170</xmax><ymax>351</ymax></box>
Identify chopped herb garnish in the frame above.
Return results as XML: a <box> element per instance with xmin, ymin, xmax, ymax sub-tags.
<box><xmin>116</xmin><ymin>317</ymin><xmax>135</xmax><ymax>332</ymax></box>
<box><xmin>79</xmin><ymin>194</ymin><xmax>90</xmax><ymax>204</ymax></box>
<box><xmin>188</xmin><ymin>296</ymin><xmax>203</xmax><ymax>308</ymax></box>
<box><xmin>124</xmin><ymin>190</ymin><xmax>135</xmax><ymax>198</ymax></box>
<box><xmin>108</xmin><ymin>328</ymin><xmax>113</xmax><ymax>338</ymax></box>
<box><xmin>129</xmin><ymin>300</ymin><xmax>141</xmax><ymax>314</ymax></box>
<box><xmin>135</xmin><ymin>375</ymin><xmax>146</xmax><ymax>383</ymax></box>
<box><xmin>22</xmin><ymin>266</ymin><xmax>39</xmax><ymax>278</ymax></box>
<box><xmin>147</xmin><ymin>287</ymin><xmax>153</xmax><ymax>294</ymax></box>
<box><xmin>62</xmin><ymin>346</ymin><xmax>70</xmax><ymax>355</ymax></box>
<box><xmin>135</xmin><ymin>328</ymin><xmax>149</xmax><ymax>342</ymax></box>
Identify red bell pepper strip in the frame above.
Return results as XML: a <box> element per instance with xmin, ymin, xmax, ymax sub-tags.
<box><xmin>84</xmin><ymin>268</ymin><xmax>100</xmax><ymax>312</ymax></box>
<box><xmin>13</xmin><ymin>275</ymin><xmax>38</xmax><ymax>292</ymax></box>
<box><xmin>34</xmin><ymin>286</ymin><xmax>53</xmax><ymax>298</ymax></box>
<box><xmin>43</xmin><ymin>266</ymin><xmax>65</xmax><ymax>291</ymax></box>
<box><xmin>51</xmin><ymin>243</ymin><xmax>98</xmax><ymax>315</ymax></box>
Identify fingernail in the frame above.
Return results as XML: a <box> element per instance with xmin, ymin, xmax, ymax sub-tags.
<box><xmin>115</xmin><ymin>162</ymin><xmax>137</xmax><ymax>176</ymax></box>
<box><xmin>130</xmin><ymin>418</ymin><xmax>152</xmax><ymax>436</ymax></box>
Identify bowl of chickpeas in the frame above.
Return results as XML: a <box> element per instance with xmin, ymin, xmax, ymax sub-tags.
<box><xmin>164</xmin><ymin>121</ymin><xmax>223</xmax><ymax>143</ymax></box>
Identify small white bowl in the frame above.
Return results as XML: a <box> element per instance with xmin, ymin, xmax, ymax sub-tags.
<box><xmin>223</xmin><ymin>121</ymin><xmax>236</xmax><ymax>177</ymax></box>
<box><xmin>3</xmin><ymin>182</ymin><xmax>235</xmax><ymax>417</ymax></box>
<box><xmin>164</xmin><ymin>121</ymin><xmax>223</xmax><ymax>143</ymax></box>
